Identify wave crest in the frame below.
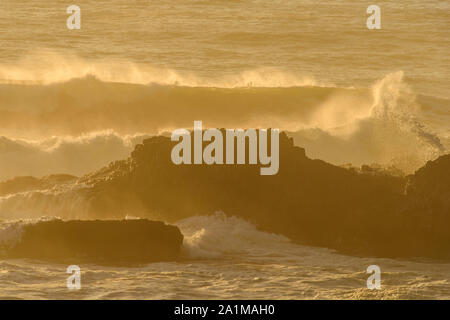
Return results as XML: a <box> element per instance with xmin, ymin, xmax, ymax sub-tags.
<box><xmin>0</xmin><ymin>131</ymin><xmax>149</xmax><ymax>181</ymax></box>
<box><xmin>0</xmin><ymin>51</ymin><xmax>319</xmax><ymax>88</ymax></box>
<box><xmin>177</xmin><ymin>212</ymin><xmax>290</xmax><ymax>259</ymax></box>
<box><xmin>292</xmin><ymin>71</ymin><xmax>446</xmax><ymax>173</ymax></box>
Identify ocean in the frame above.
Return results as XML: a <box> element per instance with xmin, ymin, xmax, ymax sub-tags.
<box><xmin>0</xmin><ymin>0</ymin><xmax>449</xmax><ymax>299</ymax></box>
<box><xmin>1</xmin><ymin>214</ymin><xmax>450</xmax><ymax>299</ymax></box>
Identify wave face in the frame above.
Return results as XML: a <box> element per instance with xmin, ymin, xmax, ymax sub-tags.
<box><xmin>0</xmin><ymin>0</ymin><xmax>448</xmax><ymax>179</ymax></box>
<box><xmin>0</xmin><ymin>75</ymin><xmax>351</xmax><ymax>138</ymax></box>
<box><xmin>0</xmin><ymin>132</ymin><xmax>149</xmax><ymax>181</ymax></box>
<box><xmin>1</xmin><ymin>0</ymin><xmax>447</xmax><ymax>99</ymax></box>
<box><xmin>0</xmin><ymin>185</ymin><xmax>92</xmax><ymax>220</ymax></box>
<box><xmin>0</xmin><ymin>219</ymin><xmax>183</xmax><ymax>264</ymax></box>
<box><xmin>0</xmin><ymin>51</ymin><xmax>321</xmax><ymax>88</ymax></box>
<box><xmin>0</xmin><ymin>71</ymin><xmax>447</xmax><ymax>177</ymax></box>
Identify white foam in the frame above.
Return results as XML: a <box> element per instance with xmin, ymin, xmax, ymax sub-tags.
<box><xmin>176</xmin><ymin>212</ymin><xmax>290</xmax><ymax>259</ymax></box>
<box><xmin>0</xmin><ymin>222</ymin><xmax>24</xmax><ymax>249</ymax></box>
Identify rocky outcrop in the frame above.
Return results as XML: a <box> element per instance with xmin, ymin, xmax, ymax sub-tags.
<box><xmin>1</xmin><ymin>219</ymin><xmax>183</xmax><ymax>265</ymax></box>
<box><xmin>398</xmin><ymin>154</ymin><xmax>450</xmax><ymax>258</ymax></box>
<box><xmin>12</xmin><ymin>131</ymin><xmax>447</xmax><ymax>259</ymax></box>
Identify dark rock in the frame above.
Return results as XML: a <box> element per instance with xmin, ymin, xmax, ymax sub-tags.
<box><xmin>2</xmin><ymin>219</ymin><xmax>183</xmax><ymax>265</ymax></box>
<box><xmin>72</xmin><ymin>132</ymin><xmax>450</xmax><ymax>259</ymax></box>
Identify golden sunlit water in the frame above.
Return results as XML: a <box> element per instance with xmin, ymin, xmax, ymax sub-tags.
<box><xmin>0</xmin><ymin>0</ymin><xmax>449</xmax><ymax>299</ymax></box>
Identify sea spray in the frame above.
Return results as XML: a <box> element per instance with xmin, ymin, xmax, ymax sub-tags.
<box><xmin>177</xmin><ymin>212</ymin><xmax>290</xmax><ymax>260</ymax></box>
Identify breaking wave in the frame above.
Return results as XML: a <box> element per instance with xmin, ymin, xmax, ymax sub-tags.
<box><xmin>0</xmin><ymin>184</ymin><xmax>92</xmax><ymax>220</ymax></box>
<box><xmin>177</xmin><ymin>212</ymin><xmax>290</xmax><ymax>259</ymax></box>
<box><xmin>290</xmin><ymin>72</ymin><xmax>448</xmax><ymax>172</ymax></box>
<box><xmin>0</xmin><ymin>56</ymin><xmax>448</xmax><ymax>176</ymax></box>
<box><xmin>0</xmin><ymin>213</ymin><xmax>293</xmax><ymax>263</ymax></box>
<box><xmin>0</xmin><ymin>51</ymin><xmax>321</xmax><ymax>88</ymax></box>
<box><xmin>0</xmin><ymin>131</ymin><xmax>149</xmax><ymax>181</ymax></box>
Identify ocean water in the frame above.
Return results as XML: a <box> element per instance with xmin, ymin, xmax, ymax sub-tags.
<box><xmin>0</xmin><ymin>0</ymin><xmax>448</xmax><ymax>178</ymax></box>
<box><xmin>1</xmin><ymin>214</ymin><xmax>450</xmax><ymax>300</ymax></box>
<box><xmin>0</xmin><ymin>0</ymin><xmax>449</xmax><ymax>299</ymax></box>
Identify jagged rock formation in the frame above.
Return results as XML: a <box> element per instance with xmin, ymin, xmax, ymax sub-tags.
<box><xmin>3</xmin><ymin>132</ymin><xmax>448</xmax><ymax>259</ymax></box>
<box><xmin>398</xmin><ymin>154</ymin><xmax>450</xmax><ymax>258</ymax></box>
<box><xmin>75</xmin><ymin>132</ymin><xmax>449</xmax><ymax>259</ymax></box>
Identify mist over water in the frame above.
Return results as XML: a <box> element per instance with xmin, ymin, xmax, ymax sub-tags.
<box><xmin>0</xmin><ymin>69</ymin><xmax>447</xmax><ymax>178</ymax></box>
<box><xmin>0</xmin><ymin>0</ymin><xmax>449</xmax><ymax>299</ymax></box>
<box><xmin>0</xmin><ymin>131</ymin><xmax>150</xmax><ymax>181</ymax></box>
<box><xmin>1</xmin><ymin>0</ymin><xmax>448</xmax><ymax>96</ymax></box>
<box><xmin>1</xmin><ymin>0</ymin><xmax>449</xmax><ymax>177</ymax></box>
